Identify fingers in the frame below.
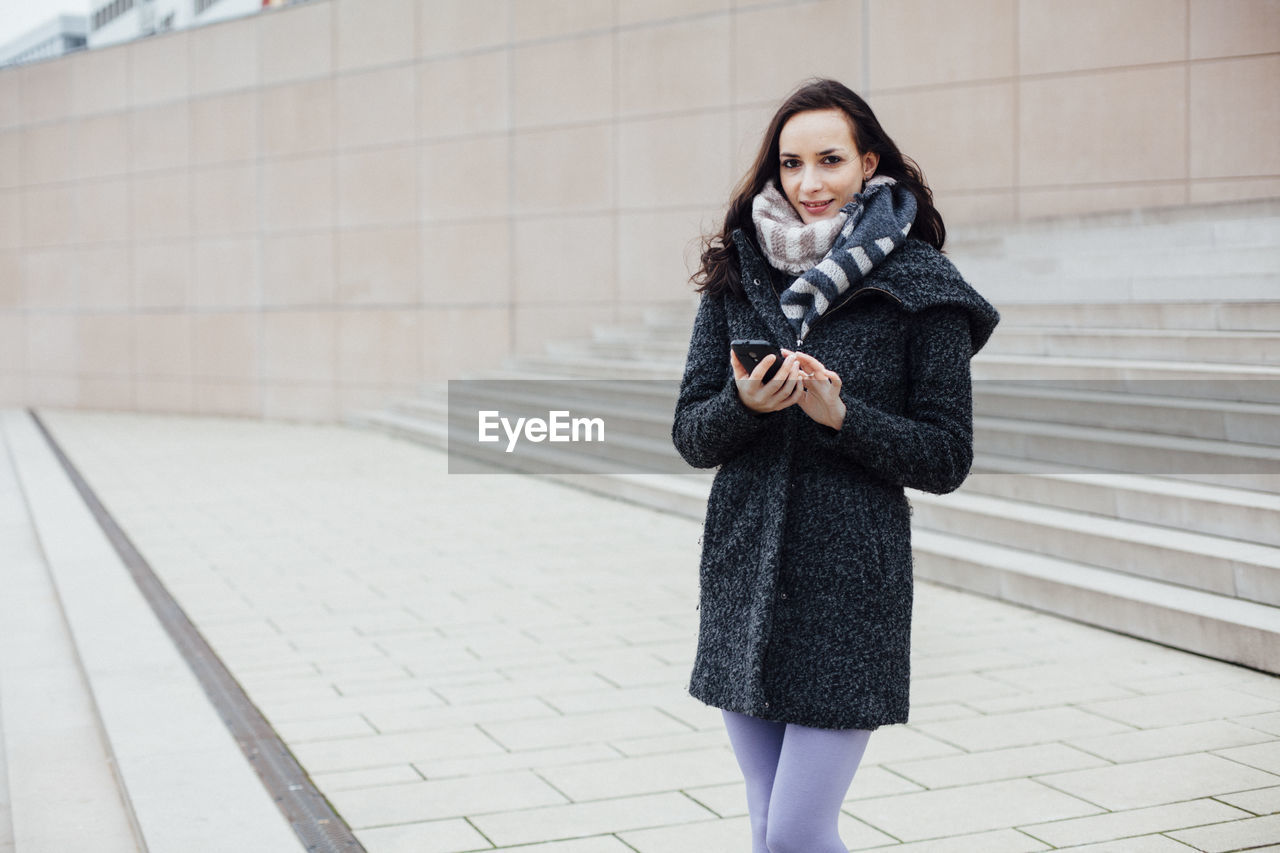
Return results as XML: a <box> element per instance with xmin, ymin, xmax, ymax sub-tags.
<box><xmin>749</xmin><ymin>353</ymin><xmax>778</xmax><ymax>384</ymax></box>
<box><xmin>790</xmin><ymin>351</ymin><xmax>825</xmax><ymax>373</ymax></box>
<box><xmin>735</xmin><ymin>352</ymin><xmax>805</xmax><ymax>413</ymax></box>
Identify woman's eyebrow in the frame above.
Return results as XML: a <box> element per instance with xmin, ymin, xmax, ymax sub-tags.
<box><xmin>779</xmin><ymin>147</ymin><xmax>847</xmax><ymax>157</ymax></box>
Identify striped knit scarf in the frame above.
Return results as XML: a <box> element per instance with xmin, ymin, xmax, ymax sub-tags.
<box><xmin>752</xmin><ymin>175</ymin><xmax>917</xmax><ymax>344</ymax></box>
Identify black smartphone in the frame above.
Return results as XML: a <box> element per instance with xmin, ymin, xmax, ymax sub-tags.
<box><xmin>731</xmin><ymin>339</ymin><xmax>783</xmax><ymax>384</ymax></box>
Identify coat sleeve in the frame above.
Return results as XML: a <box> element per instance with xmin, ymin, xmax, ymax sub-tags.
<box><xmin>671</xmin><ymin>292</ymin><xmax>775</xmax><ymax>469</ymax></box>
<box><xmin>813</xmin><ymin>305</ymin><xmax>975</xmax><ymax>494</ymax></box>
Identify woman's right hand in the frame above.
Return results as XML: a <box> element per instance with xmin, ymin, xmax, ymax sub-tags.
<box><xmin>730</xmin><ymin>349</ymin><xmax>804</xmax><ymax>414</ymax></box>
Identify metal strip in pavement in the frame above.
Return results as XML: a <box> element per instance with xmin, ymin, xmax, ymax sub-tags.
<box><xmin>29</xmin><ymin>410</ymin><xmax>367</xmax><ymax>853</ymax></box>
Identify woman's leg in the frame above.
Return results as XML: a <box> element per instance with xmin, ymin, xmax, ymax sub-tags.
<box><xmin>722</xmin><ymin>709</ymin><xmax>786</xmax><ymax>853</ymax></box>
<box><xmin>765</xmin><ymin>723</ymin><xmax>873</xmax><ymax>853</ymax></box>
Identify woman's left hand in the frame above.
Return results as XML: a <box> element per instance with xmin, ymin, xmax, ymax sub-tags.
<box><xmin>784</xmin><ymin>349</ymin><xmax>847</xmax><ymax>431</ymax></box>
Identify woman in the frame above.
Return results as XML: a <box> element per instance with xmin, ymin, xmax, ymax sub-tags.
<box><xmin>671</xmin><ymin>79</ymin><xmax>999</xmax><ymax>852</ymax></box>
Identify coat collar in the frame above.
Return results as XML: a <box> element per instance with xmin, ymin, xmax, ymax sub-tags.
<box><xmin>731</xmin><ymin>228</ymin><xmax>1000</xmax><ymax>354</ymax></box>
<box><xmin>731</xmin><ymin>228</ymin><xmax>798</xmax><ymax>347</ymax></box>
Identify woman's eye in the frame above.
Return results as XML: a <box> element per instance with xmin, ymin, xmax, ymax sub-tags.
<box><xmin>823</xmin><ymin>155</ymin><xmax>843</xmax><ymax>165</ymax></box>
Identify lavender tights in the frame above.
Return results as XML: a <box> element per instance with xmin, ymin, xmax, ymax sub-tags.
<box><xmin>722</xmin><ymin>709</ymin><xmax>872</xmax><ymax>853</ymax></box>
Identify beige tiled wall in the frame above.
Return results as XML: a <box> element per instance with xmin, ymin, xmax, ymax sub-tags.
<box><xmin>0</xmin><ymin>0</ymin><xmax>1276</xmax><ymax>420</ymax></box>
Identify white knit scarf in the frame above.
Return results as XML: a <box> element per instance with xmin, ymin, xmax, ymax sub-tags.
<box><xmin>751</xmin><ymin>179</ymin><xmax>848</xmax><ymax>274</ymax></box>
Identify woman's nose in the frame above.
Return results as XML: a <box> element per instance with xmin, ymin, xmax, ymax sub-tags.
<box><xmin>800</xmin><ymin>167</ymin><xmax>823</xmax><ymax>192</ymax></box>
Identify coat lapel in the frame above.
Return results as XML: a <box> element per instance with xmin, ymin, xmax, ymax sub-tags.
<box><xmin>731</xmin><ymin>229</ymin><xmax>799</xmax><ymax>347</ymax></box>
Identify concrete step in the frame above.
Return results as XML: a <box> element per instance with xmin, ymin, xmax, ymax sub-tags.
<box><xmin>0</xmin><ymin>713</ymin><xmax>9</xmax><ymax>853</ymax></box>
<box><xmin>1047</xmin><ymin>246</ymin><xmax>1280</xmax><ymax>278</ymax></box>
<box><xmin>972</xmin><ymin>384</ymin><xmax>1280</xmax><ymax>446</ymax></box>
<box><xmin>987</xmin><ymin>327</ymin><xmax>1280</xmax><ymax>365</ymax></box>
<box><xmin>949</xmin><ymin>210</ymin><xmax>1280</xmax><ymax>257</ymax></box>
<box><xmin>508</xmin><ymin>353</ymin><xmax>684</xmax><ymax>380</ymax></box>
<box><xmin>349</xmin><ymin>408</ymin><xmax>448</xmax><ymax>452</ymax></box>
<box><xmin>988</xmin><ymin>301</ymin><xmax>1280</xmax><ymax>332</ymax></box>
<box><xmin>0</xmin><ymin>414</ymin><xmax>142</xmax><ymax>853</ymax></box>
<box><xmin>970</xmin><ymin>271</ymin><xmax>1277</xmax><ymax>303</ymax></box>
<box><xmin>370</xmin><ymin>384</ymin><xmax>1280</xmax><ymax>545</ymax></box>
<box><xmin>911</xmin><ymin>529</ymin><xmax>1280</xmax><ymax>675</ymax></box>
<box><xmin>973</xmin><ymin>416</ymin><xmax>1280</xmax><ymax>493</ymax></box>
<box><xmin>0</xmin><ymin>693</ymin><xmax>10</xmax><ymax>853</ymax></box>
<box><xmin>970</xmin><ymin>355</ymin><xmax>1280</xmax><ymax>402</ymax></box>
<box><xmin>910</xmin><ymin>489</ymin><xmax>1280</xmax><ymax>606</ymax></box>
<box><xmin>966</xmin><ymin>455</ymin><xmax>1280</xmax><ymax>548</ymax></box>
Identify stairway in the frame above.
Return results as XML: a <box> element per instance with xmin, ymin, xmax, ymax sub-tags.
<box><xmin>354</xmin><ymin>199</ymin><xmax>1280</xmax><ymax>675</ymax></box>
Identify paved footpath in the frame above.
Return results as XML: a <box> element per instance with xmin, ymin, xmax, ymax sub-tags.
<box><xmin>19</xmin><ymin>408</ymin><xmax>1280</xmax><ymax>852</ymax></box>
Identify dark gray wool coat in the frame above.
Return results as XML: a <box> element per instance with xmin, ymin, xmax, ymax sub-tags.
<box><xmin>672</xmin><ymin>228</ymin><xmax>999</xmax><ymax>730</ymax></box>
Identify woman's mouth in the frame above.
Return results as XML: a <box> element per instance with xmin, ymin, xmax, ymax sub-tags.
<box><xmin>802</xmin><ymin>200</ymin><xmax>834</xmax><ymax>215</ymax></box>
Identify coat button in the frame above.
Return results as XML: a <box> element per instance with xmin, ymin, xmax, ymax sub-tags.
<box><xmin>754</xmin><ymin>278</ymin><xmax>761</xmax><ymax>285</ymax></box>
<box><xmin>780</xmin><ymin>592</ymin><xmax>788</xmax><ymax>600</ymax></box>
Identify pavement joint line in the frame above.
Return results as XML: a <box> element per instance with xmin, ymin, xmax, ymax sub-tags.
<box><xmin>26</xmin><ymin>409</ymin><xmax>368</xmax><ymax>853</ymax></box>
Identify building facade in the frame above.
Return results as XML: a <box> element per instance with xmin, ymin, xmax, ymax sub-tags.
<box><xmin>0</xmin><ymin>0</ymin><xmax>1276</xmax><ymax>421</ymax></box>
<box><xmin>0</xmin><ymin>15</ymin><xmax>88</xmax><ymax>68</ymax></box>
<box><xmin>90</xmin><ymin>0</ymin><xmax>273</xmax><ymax>48</ymax></box>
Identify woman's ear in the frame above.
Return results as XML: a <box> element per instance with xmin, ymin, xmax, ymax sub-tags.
<box><xmin>863</xmin><ymin>151</ymin><xmax>880</xmax><ymax>179</ymax></box>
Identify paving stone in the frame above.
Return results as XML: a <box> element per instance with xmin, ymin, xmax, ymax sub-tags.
<box><xmin>682</xmin><ymin>782</ymin><xmax>745</xmax><ymax>818</ymax></box>
<box><xmin>1168</xmin><ymin>812</ymin><xmax>1280</xmax><ymax>852</ymax></box>
<box><xmin>469</xmin><ymin>792</ymin><xmax>715</xmax><ymax>847</ymax></box>
<box><xmin>912</xmin><ymin>649</ymin><xmax>1032</xmax><ymax>677</ymax></box>
<box><xmin>1067</xmin><ymin>719</ymin><xmax>1276</xmax><ymax>762</ymax></box>
<box><xmin>1078</xmin><ymin>688</ymin><xmax>1280</xmax><ymax>729</ymax></box>
<box><xmin>311</xmin><ymin>765</ymin><xmax>423</xmax><ymax>793</ymax></box>
<box><xmin>479</xmin><ymin>707</ymin><xmax>692</xmax><ymax>751</ymax></box>
<box><xmin>275</xmin><ymin>715</ymin><xmax>379</xmax><ymax>742</ymax></box>
<box><xmin>539</xmin><ymin>685</ymin><xmax>695</xmax><ymax>716</ymax></box>
<box><xmin>963</xmin><ymin>683</ymin><xmax>1138</xmax><ymax>714</ymax></box>
<box><xmin>1235</xmin><ymin>711</ymin><xmax>1280</xmax><ymax>736</ymax></box>
<box><xmin>1044</xmin><ymin>836</ymin><xmax>1198</xmax><ymax>852</ymax></box>
<box><xmin>909</xmin><ymin>673</ymin><xmax>1022</xmax><ymax>704</ymax></box>
<box><xmin>838</xmin><ymin>812</ymin><xmax>902</xmax><ymax>850</ymax></box>
<box><xmin>413</xmin><ymin>745</ymin><xmax>620</xmax><ymax>781</ymax></box>
<box><xmin>433</xmin><ymin>673</ymin><xmax>619</xmax><ymax>706</ymax></box>
<box><xmin>860</xmin><ymin>725</ymin><xmax>964</xmax><ymax>765</ymax></box>
<box><xmin>887</xmin><ymin>742</ymin><xmax>1108</xmax><ymax>788</ymax></box>
<box><xmin>607</xmin><ymin>728</ymin><xmax>728</xmax><ymax>757</ymax></box>
<box><xmin>903</xmin><ymin>702</ymin><xmax>982</xmax><ymax>722</ymax></box>
<box><xmin>536</xmin><ymin>747</ymin><xmax>741</xmax><ymax>802</ymax></box>
<box><xmin>1038</xmin><ymin>753</ymin><xmax>1280</xmax><ymax>811</ymax></box>
<box><xmin>1215</xmin><ymin>740</ymin><xmax>1280</xmax><ymax>775</ymax></box>
<box><xmin>913</xmin><ymin>707</ymin><xmax>1135</xmax><ymax>752</ymax></box>
<box><xmin>1019</xmin><ymin>798</ymin><xmax>1251</xmax><ymax>847</ymax></box>
<box><xmin>1123</xmin><ymin>669</ymin><xmax>1270</xmax><ymax>695</ymax></box>
<box><xmin>494</xmin><ymin>838</ymin><xmax>636</xmax><ymax>852</ymax></box>
<box><xmin>858</xmin><ymin>828</ymin><xmax>1049</xmax><ymax>852</ymax></box>
<box><xmin>846</xmin><ymin>779</ymin><xmax>1100</xmax><ymax>841</ymax></box>
<box><xmin>364</xmin><ymin>698</ymin><xmax>558</xmax><ymax>734</ymax></box>
<box><xmin>329</xmin><ymin>771</ymin><xmax>568</xmax><ymax>829</ymax></box>
<box><xmin>260</xmin><ymin>688</ymin><xmax>449</xmax><ymax>724</ymax></box>
<box><xmin>291</xmin><ymin>726</ymin><xmax>505</xmax><ymax>773</ymax></box>
<box><xmin>615</xmin><ymin>816</ymin><xmax>751</xmax><ymax>853</ymax></box>
<box><xmin>352</xmin><ymin>818</ymin><xmax>490</xmax><ymax>853</ymax></box>
<box><xmin>1216</xmin><ymin>784</ymin><xmax>1280</xmax><ymax>815</ymax></box>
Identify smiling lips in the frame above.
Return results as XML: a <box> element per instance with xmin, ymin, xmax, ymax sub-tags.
<box><xmin>802</xmin><ymin>200</ymin><xmax>835</xmax><ymax>215</ymax></box>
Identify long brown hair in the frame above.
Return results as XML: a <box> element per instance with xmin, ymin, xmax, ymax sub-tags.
<box><xmin>693</xmin><ymin>78</ymin><xmax>945</xmax><ymax>297</ymax></box>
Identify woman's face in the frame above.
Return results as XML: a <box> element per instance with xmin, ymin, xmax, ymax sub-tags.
<box><xmin>777</xmin><ymin>108</ymin><xmax>878</xmax><ymax>224</ymax></box>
